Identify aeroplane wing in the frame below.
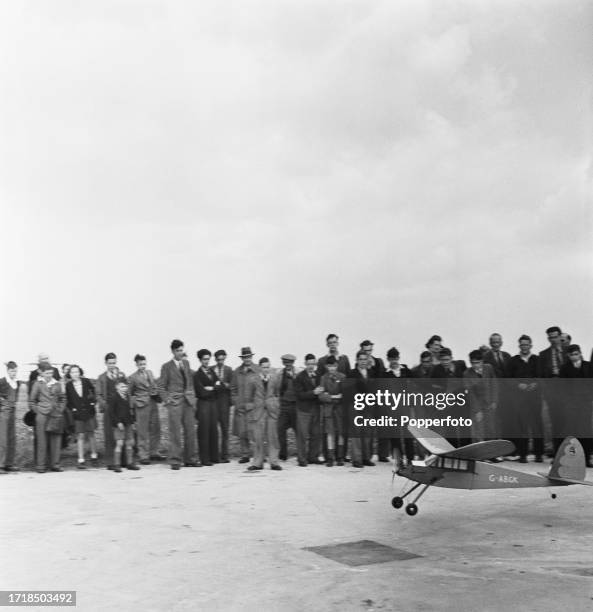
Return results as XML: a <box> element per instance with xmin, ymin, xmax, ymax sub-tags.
<box><xmin>408</xmin><ymin>426</ymin><xmax>515</xmax><ymax>460</ymax></box>
<box><xmin>541</xmin><ymin>475</ymin><xmax>593</xmax><ymax>486</ymax></box>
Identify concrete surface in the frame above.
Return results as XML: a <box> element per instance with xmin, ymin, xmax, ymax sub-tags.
<box><xmin>2</xmin><ymin>460</ymin><xmax>593</xmax><ymax>612</ymax></box>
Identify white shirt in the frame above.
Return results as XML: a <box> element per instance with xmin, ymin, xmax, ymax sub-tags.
<box><xmin>6</xmin><ymin>377</ymin><xmax>17</xmax><ymax>390</ymax></box>
<box><xmin>73</xmin><ymin>380</ymin><xmax>83</xmax><ymax>396</ymax></box>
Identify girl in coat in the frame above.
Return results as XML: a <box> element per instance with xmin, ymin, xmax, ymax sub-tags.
<box><xmin>65</xmin><ymin>365</ymin><xmax>98</xmax><ymax>469</ymax></box>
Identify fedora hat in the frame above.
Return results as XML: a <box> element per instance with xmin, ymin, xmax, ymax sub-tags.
<box><xmin>239</xmin><ymin>347</ymin><xmax>254</xmax><ymax>358</ymax></box>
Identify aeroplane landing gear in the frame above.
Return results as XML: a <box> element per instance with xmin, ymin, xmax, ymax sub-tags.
<box><xmin>391</xmin><ymin>482</ymin><xmax>432</xmax><ymax>516</ymax></box>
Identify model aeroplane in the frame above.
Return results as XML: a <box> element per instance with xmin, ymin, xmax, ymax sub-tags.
<box><xmin>391</xmin><ymin>425</ymin><xmax>593</xmax><ymax>516</ymax></box>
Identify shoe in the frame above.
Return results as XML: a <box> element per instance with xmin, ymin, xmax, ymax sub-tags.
<box><xmin>378</xmin><ymin>457</ymin><xmax>389</xmax><ymax>462</ymax></box>
<box><xmin>308</xmin><ymin>459</ymin><xmax>322</xmax><ymax>465</ymax></box>
<box><xmin>171</xmin><ymin>464</ymin><xmax>181</xmax><ymax>470</ymax></box>
<box><xmin>140</xmin><ymin>459</ymin><xmax>151</xmax><ymax>465</ymax></box>
<box><xmin>534</xmin><ymin>455</ymin><xmax>543</xmax><ymax>463</ymax></box>
<box><xmin>150</xmin><ymin>454</ymin><xmax>166</xmax><ymax>461</ymax></box>
<box><xmin>352</xmin><ymin>462</ymin><xmax>363</xmax><ymax>468</ymax></box>
<box><xmin>77</xmin><ymin>463</ymin><xmax>87</xmax><ymax>470</ymax></box>
<box><xmin>363</xmin><ymin>460</ymin><xmax>375</xmax><ymax>467</ymax></box>
<box><xmin>519</xmin><ymin>457</ymin><xmax>528</xmax><ymax>464</ymax></box>
<box><xmin>113</xmin><ymin>466</ymin><xmax>122</xmax><ymax>473</ymax></box>
<box><xmin>203</xmin><ymin>462</ymin><xmax>213</xmax><ymax>466</ymax></box>
<box><xmin>4</xmin><ymin>466</ymin><xmax>20</xmax><ymax>472</ymax></box>
<box><xmin>90</xmin><ymin>455</ymin><xmax>99</xmax><ymax>462</ymax></box>
<box><xmin>238</xmin><ymin>457</ymin><xmax>250</xmax><ymax>464</ymax></box>
<box><xmin>337</xmin><ymin>459</ymin><xmax>344</xmax><ymax>466</ymax></box>
<box><xmin>326</xmin><ymin>460</ymin><xmax>334</xmax><ymax>467</ymax></box>
<box><xmin>127</xmin><ymin>464</ymin><xmax>140</xmax><ymax>470</ymax></box>
<box><xmin>184</xmin><ymin>462</ymin><xmax>199</xmax><ymax>467</ymax></box>
<box><xmin>106</xmin><ymin>465</ymin><xmax>115</xmax><ymax>471</ymax></box>
<box><xmin>247</xmin><ymin>465</ymin><xmax>263</xmax><ymax>471</ymax></box>
<box><xmin>220</xmin><ymin>459</ymin><xmax>230</xmax><ymax>463</ymax></box>
<box><xmin>279</xmin><ymin>454</ymin><xmax>287</xmax><ymax>461</ymax></box>
<box><xmin>50</xmin><ymin>467</ymin><xmax>64</xmax><ymax>472</ymax></box>
<box><xmin>491</xmin><ymin>457</ymin><xmax>504</xmax><ymax>463</ymax></box>
<box><xmin>36</xmin><ymin>468</ymin><xmax>46</xmax><ymax>474</ymax></box>
<box><xmin>298</xmin><ymin>461</ymin><xmax>308</xmax><ymax>467</ymax></box>
<box><xmin>271</xmin><ymin>464</ymin><xmax>282</xmax><ymax>471</ymax></box>
<box><xmin>507</xmin><ymin>455</ymin><xmax>520</xmax><ymax>462</ymax></box>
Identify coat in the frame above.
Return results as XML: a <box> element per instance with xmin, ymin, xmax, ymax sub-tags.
<box><xmin>128</xmin><ymin>369</ymin><xmax>159</xmax><ymax>409</ymax></box>
<box><xmin>294</xmin><ymin>370</ymin><xmax>321</xmax><ymax>413</ymax></box>
<box><xmin>95</xmin><ymin>370</ymin><xmax>127</xmax><ymax>413</ymax></box>
<box><xmin>231</xmin><ymin>364</ymin><xmax>260</xmax><ymax>413</ymax></box>
<box><xmin>246</xmin><ymin>374</ymin><xmax>280</xmax><ymax>420</ymax></box>
<box><xmin>29</xmin><ymin>379</ymin><xmax>65</xmax><ymax>417</ymax></box>
<box><xmin>65</xmin><ymin>378</ymin><xmax>96</xmax><ymax>421</ymax></box>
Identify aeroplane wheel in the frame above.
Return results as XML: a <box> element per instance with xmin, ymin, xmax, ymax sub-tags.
<box><xmin>391</xmin><ymin>496</ymin><xmax>404</xmax><ymax>509</ymax></box>
<box><xmin>405</xmin><ymin>503</ymin><xmax>418</xmax><ymax>516</ymax></box>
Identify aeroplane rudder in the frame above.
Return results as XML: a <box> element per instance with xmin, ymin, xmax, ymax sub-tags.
<box><xmin>549</xmin><ymin>437</ymin><xmax>586</xmax><ymax>482</ymax></box>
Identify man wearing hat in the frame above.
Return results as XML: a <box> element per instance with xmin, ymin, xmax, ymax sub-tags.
<box><xmin>277</xmin><ymin>353</ymin><xmax>299</xmax><ymax>461</ymax></box>
<box><xmin>213</xmin><ymin>350</ymin><xmax>233</xmax><ymax>463</ymax></box>
<box><xmin>231</xmin><ymin>347</ymin><xmax>259</xmax><ymax>463</ymax></box>
<box><xmin>28</xmin><ymin>353</ymin><xmax>60</xmax><ymax>392</ymax></box>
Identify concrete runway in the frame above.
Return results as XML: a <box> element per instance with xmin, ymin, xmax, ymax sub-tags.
<box><xmin>2</xmin><ymin>460</ymin><xmax>593</xmax><ymax>612</ymax></box>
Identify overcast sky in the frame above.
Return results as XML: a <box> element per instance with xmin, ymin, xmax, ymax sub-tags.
<box><xmin>0</xmin><ymin>0</ymin><xmax>591</xmax><ymax>375</ymax></box>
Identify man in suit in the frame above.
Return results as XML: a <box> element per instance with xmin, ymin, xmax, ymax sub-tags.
<box><xmin>0</xmin><ymin>361</ymin><xmax>22</xmax><ymax>472</ymax></box>
<box><xmin>411</xmin><ymin>351</ymin><xmax>434</xmax><ymax>379</ymax></box>
<box><xmin>509</xmin><ymin>335</ymin><xmax>543</xmax><ymax>463</ymax></box>
<box><xmin>158</xmin><ymin>339</ymin><xmax>199</xmax><ymax>470</ymax></box>
<box><xmin>95</xmin><ymin>352</ymin><xmax>127</xmax><ymax>469</ymax></box>
<box><xmin>193</xmin><ymin>349</ymin><xmax>220</xmax><ymax>466</ymax></box>
<box><xmin>128</xmin><ymin>354</ymin><xmax>163</xmax><ymax>465</ymax></box>
<box><xmin>380</xmin><ymin>347</ymin><xmax>413</xmax><ymax>465</ymax></box>
<box><xmin>463</xmin><ymin>350</ymin><xmax>498</xmax><ymax>446</ymax></box>
<box><xmin>317</xmin><ymin>334</ymin><xmax>352</xmax><ymax>376</ymax></box>
<box><xmin>538</xmin><ymin>326</ymin><xmax>565</xmax><ymax>454</ymax></box>
<box><xmin>482</xmin><ymin>334</ymin><xmax>512</xmax><ymax>378</ymax></box>
<box><xmin>231</xmin><ymin>347</ymin><xmax>259</xmax><ymax>464</ymax></box>
<box><xmin>432</xmin><ymin>347</ymin><xmax>467</xmax><ymax>445</ymax></box>
<box><xmin>277</xmin><ymin>353</ymin><xmax>299</xmax><ymax>461</ymax></box>
<box><xmin>294</xmin><ymin>354</ymin><xmax>323</xmax><ymax>467</ymax></box>
<box><xmin>244</xmin><ymin>358</ymin><xmax>282</xmax><ymax>471</ymax></box>
<box><xmin>29</xmin><ymin>363</ymin><xmax>66</xmax><ymax>473</ymax></box>
<box><xmin>212</xmin><ymin>350</ymin><xmax>233</xmax><ymax>463</ymax></box>
<box><xmin>559</xmin><ymin>344</ymin><xmax>593</xmax><ymax>466</ymax></box>
<box><xmin>347</xmin><ymin>351</ymin><xmax>375</xmax><ymax>468</ymax></box>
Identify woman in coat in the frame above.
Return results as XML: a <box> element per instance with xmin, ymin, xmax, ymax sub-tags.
<box><xmin>65</xmin><ymin>365</ymin><xmax>98</xmax><ymax>469</ymax></box>
<box><xmin>193</xmin><ymin>349</ymin><xmax>221</xmax><ymax>466</ymax></box>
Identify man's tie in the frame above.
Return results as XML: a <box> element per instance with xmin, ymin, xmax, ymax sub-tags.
<box><xmin>179</xmin><ymin>362</ymin><xmax>187</xmax><ymax>388</ymax></box>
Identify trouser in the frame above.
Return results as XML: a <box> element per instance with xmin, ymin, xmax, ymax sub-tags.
<box><xmin>277</xmin><ymin>401</ymin><xmax>297</xmax><ymax>458</ymax></box>
<box><xmin>216</xmin><ymin>396</ymin><xmax>231</xmax><ymax>461</ymax></box>
<box><xmin>197</xmin><ymin>400</ymin><xmax>219</xmax><ymax>464</ymax></box>
<box><xmin>167</xmin><ymin>400</ymin><xmax>197</xmax><ymax>464</ymax></box>
<box><xmin>296</xmin><ymin>409</ymin><xmax>320</xmax><ymax>463</ymax></box>
<box><xmin>235</xmin><ymin>409</ymin><xmax>251</xmax><ymax>458</ymax></box>
<box><xmin>250</xmin><ymin>413</ymin><xmax>280</xmax><ymax>467</ymax></box>
<box><xmin>35</xmin><ymin>414</ymin><xmax>62</xmax><ymax>469</ymax></box>
<box><xmin>135</xmin><ymin>401</ymin><xmax>161</xmax><ymax>460</ymax></box>
<box><xmin>0</xmin><ymin>408</ymin><xmax>16</xmax><ymax>468</ymax></box>
<box><xmin>378</xmin><ymin>436</ymin><xmax>414</xmax><ymax>461</ymax></box>
<box><xmin>514</xmin><ymin>392</ymin><xmax>544</xmax><ymax>458</ymax></box>
<box><xmin>103</xmin><ymin>405</ymin><xmax>116</xmax><ymax>464</ymax></box>
<box><xmin>350</xmin><ymin>431</ymin><xmax>372</xmax><ymax>464</ymax></box>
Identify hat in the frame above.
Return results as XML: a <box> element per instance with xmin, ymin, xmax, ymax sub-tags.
<box><xmin>360</xmin><ymin>340</ymin><xmax>374</xmax><ymax>348</ymax></box>
<box><xmin>38</xmin><ymin>352</ymin><xmax>50</xmax><ymax>362</ymax></box>
<box><xmin>281</xmin><ymin>354</ymin><xmax>296</xmax><ymax>362</ymax></box>
<box><xmin>39</xmin><ymin>362</ymin><xmax>54</xmax><ymax>372</ymax></box>
<box><xmin>239</xmin><ymin>347</ymin><xmax>254</xmax><ymax>358</ymax></box>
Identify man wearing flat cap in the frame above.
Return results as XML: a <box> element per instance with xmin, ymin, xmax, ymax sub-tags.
<box><xmin>277</xmin><ymin>353</ymin><xmax>299</xmax><ymax>461</ymax></box>
<box><xmin>231</xmin><ymin>347</ymin><xmax>259</xmax><ymax>463</ymax></box>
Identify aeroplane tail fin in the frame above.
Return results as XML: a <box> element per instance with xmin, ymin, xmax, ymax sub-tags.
<box><xmin>549</xmin><ymin>437</ymin><xmax>586</xmax><ymax>482</ymax></box>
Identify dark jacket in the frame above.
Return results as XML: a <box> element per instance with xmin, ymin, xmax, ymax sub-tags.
<box><xmin>294</xmin><ymin>370</ymin><xmax>321</xmax><ymax>412</ymax></box>
<box><xmin>194</xmin><ymin>368</ymin><xmax>220</xmax><ymax>401</ymax></box>
<box><xmin>65</xmin><ymin>378</ymin><xmax>96</xmax><ymax>421</ymax></box>
<box><xmin>317</xmin><ymin>355</ymin><xmax>352</xmax><ymax>376</ymax></box>
<box><xmin>382</xmin><ymin>365</ymin><xmax>412</xmax><ymax>379</ymax></box>
<box><xmin>28</xmin><ymin>366</ymin><xmax>60</xmax><ymax>392</ymax></box>
<box><xmin>482</xmin><ymin>349</ymin><xmax>512</xmax><ymax>378</ymax></box>
<box><xmin>110</xmin><ymin>393</ymin><xmax>135</xmax><ymax>427</ymax></box>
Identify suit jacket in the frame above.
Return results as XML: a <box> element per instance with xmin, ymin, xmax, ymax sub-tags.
<box><xmin>431</xmin><ymin>361</ymin><xmax>467</xmax><ymax>393</ymax></box>
<box><xmin>65</xmin><ymin>378</ymin><xmax>96</xmax><ymax>420</ymax></box>
<box><xmin>317</xmin><ymin>354</ymin><xmax>352</xmax><ymax>376</ymax></box>
<box><xmin>538</xmin><ymin>346</ymin><xmax>565</xmax><ymax>378</ymax></box>
<box><xmin>110</xmin><ymin>393</ymin><xmax>135</xmax><ymax>427</ymax></box>
<box><xmin>294</xmin><ymin>370</ymin><xmax>321</xmax><ymax>412</ymax></box>
<box><xmin>29</xmin><ymin>379</ymin><xmax>65</xmax><ymax>416</ymax></box>
<box><xmin>367</xmin><ymin>356</ymin><xmax>386</xmax><ymax>378</ymax></box>
<box><xmin>246</xmin><ymin>374</ymin><xmax>280</xmax><ymax>420</ymax></box>
<box><xmin>212</xmin><ymin>364</ymin><xmax>233</xmax><ymax>394</ymax></box>
<box><xmin>559</xmin><ymin>360</ymin><xmax>593</xmax><ymax>405</ymax></box>
<box><xmin>193</xmin><ymin>367</ymin><xmax>220</xmax><ymax>402</ymax></box>
<box><xmin>482</xmin><ymin>349</ymin><xmax>512</xmax><ymax>378</ymax></box>
<box><xmin>158</xmin><ymin>359</ymin><xmax>196</xmax><ymax>407</ymax></box>
<box><xmin>95</xmin><ymin>370</ymin><xmax>127</xmax><ymax>412</ymax></box>
<box><xmin>382</xmin><ymin>365</ymin><xmax>412</xmax><ymax>379</ymax></box>
<box><xmin>128</xmin><ymin>369</ymin><xmax>159</xmax><ymax>408</ymax></box>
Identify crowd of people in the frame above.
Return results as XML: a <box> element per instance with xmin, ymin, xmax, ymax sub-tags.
<box><xmin>0</xmin><ymin>326</ymin><xmax>591</xmax><ymax>475</ymax></box>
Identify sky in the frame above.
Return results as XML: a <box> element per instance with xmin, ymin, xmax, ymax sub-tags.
<box><xmin>0</xmin><ymin>0</ymin><xmax>591</xmax><ymax>376</ymax></box>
